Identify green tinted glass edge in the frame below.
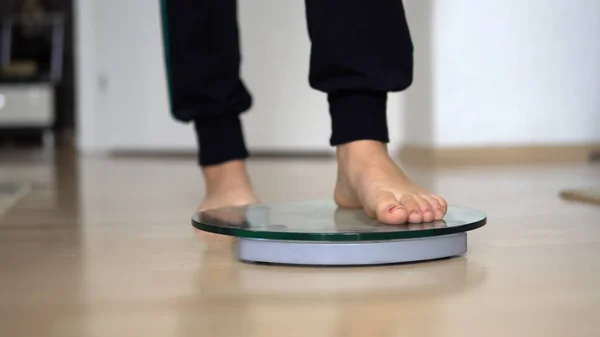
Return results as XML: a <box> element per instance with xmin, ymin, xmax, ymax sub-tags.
<box><xmin>191</xmin><ymin>217</ymin><xmax>487</xmax><ymax>242</ymax></box>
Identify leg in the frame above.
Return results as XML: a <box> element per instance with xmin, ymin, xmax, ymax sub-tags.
<box><xmin>160</xmin><ymin>0</ymin><xmax>258</xmax><ymax>210</ymax></box>
<box><xmin>305</xmin><ymin>0</ymin><xmax>447</xmax><ymax>224</ymax></box>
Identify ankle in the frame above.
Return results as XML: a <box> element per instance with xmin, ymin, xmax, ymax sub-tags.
<box><xmin>337</xmin><ymin>140</ymin><xmax>389</xmax><ymax>163</ymax></box>
<box><xmin>202</xmin><ymin>159</ymin><xmax>247</xmax><ymax>176</ymax></box>
<box><xmin>202</xmin><ymin>160</ymin><xmax>252</xmax><ymax>193</ymax></box>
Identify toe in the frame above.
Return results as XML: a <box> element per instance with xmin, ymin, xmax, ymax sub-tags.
<box><xmin>431</xmin><ymin>195</ymin><xmax>448</xmax><ymax>213</ymax></box>
<box><xmin>374</xmin><ymin>195</ymin><xmax>410</xmax><ymax>225</ymax></box>
<box><xmin>414</xmin><ymin>196</ymin><xmax>435</xmax><ymax>222</ymax></box>
<box><xmin>398</xmin><ymin>195</ymin><xmax>423</xmax><ymax>223</ymax></box>
<box><xmin>423</xmin><ymin>195</ymin><xmax>445</xmax><ymax>220</ymax></box>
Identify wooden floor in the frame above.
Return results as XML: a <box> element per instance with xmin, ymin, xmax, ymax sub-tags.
<box><xmin>1</xmin><ymin>149</ymin><xmax>599</xmax><ymax>337</ymax></box>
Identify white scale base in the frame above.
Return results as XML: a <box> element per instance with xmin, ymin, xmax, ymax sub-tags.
<box><xmin>237</xmin><ymin>232</ymin><xmax>467</xmax><ymax>266</ymax></box>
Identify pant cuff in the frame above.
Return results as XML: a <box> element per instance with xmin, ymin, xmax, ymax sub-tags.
<box><xmin>328</xmin><ymin>91</ymin><xmax>389</xmax><ymax>145</ymax></box>
<box><xmin>194</xmin><ymin>115</ymin><xmax>249</xmax><ymax>166</ymax></box>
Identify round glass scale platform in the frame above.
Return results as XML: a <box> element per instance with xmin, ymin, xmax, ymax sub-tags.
<box><xmin>192</xmin><ymin>200</ymin><xmax>487</xmax><ymax>266</ymax></box>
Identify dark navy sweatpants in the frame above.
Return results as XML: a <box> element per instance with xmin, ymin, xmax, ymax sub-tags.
<box><xmin>160</xmin><ymin>0</ymin><xmax>414</xmax><ymax>166</ymax></box>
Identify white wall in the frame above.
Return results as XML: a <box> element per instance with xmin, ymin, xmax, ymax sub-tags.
<box><xmin>76</xmin><ymin>0</ymin><xmax>600</xmax><ymax>154</ymax></box>
<box><xmin>430</xmin><ymin>0</ymin><xmax>600</xmax><ymax>147</ymax></box>
<box><xmin>239</xmin><ymin>1</ymin><xmax>403</xmax><ymax>152</ymax></box>
<box><xmin>75</xmin><ymin>0</ymin><xmax>402</xmax><ymax>154</ymax></box>
<box><xmin>74</xmin><ymin>0</ymin><xmax>99</xmax><ymax>151</ymax></box>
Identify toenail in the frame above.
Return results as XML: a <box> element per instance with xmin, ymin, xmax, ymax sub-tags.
<box><xmin>389</xmin><ymin>205</ymin><xmax>404</xmax><ymax>212</ymax></box>
<box><xmin>424</xmin><ymin>209</ymin><xmax>432</xmax><ymax>213</ymax></box>
<box><xmin>410</xmin><ymin>210</ymin><xmax>419</xmax><ymax>215</ymax></box>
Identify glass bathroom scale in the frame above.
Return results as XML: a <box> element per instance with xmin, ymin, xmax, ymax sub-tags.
<box><xmin>192</xmin><ymin>200</ymin><xmax>487</xmax><ymax>266</ymax></box>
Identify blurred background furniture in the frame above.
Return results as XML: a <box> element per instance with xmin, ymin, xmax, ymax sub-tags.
<box><xmin>0</xmin><ymin>12</ymin><xmax>64</xmax><ymax>149</ymax></box>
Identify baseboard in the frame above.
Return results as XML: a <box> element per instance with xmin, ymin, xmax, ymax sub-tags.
<box><xmin>108</xmin><ymin>149</ymin><xmax>335</xmax><ymax>161</ymax></box>
<box><xmin>398</xmin><ymin>144</ymin><xmax>600</xmax><ymax>166</ymax></box>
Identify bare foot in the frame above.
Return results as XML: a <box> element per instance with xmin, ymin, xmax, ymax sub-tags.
<box><xmin>198</xmin><ymin>160</ymin><xmax>260</xmax><ymax>212</ymax></box>
<box><xmin>334</xmin><ymin>140</ymin><xmax>448</xmax><ymax>224</ymax></box>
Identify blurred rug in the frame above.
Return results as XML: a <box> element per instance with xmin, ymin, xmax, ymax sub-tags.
<box><xmin>560</xmin><ymin>188</ymin><xmax>600</xmax><ymax>207</ymax></box>
<box><xmin>0</xmin><ymin>182</ymin><xmax>30</xmax><ymax>219</ymax></box>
